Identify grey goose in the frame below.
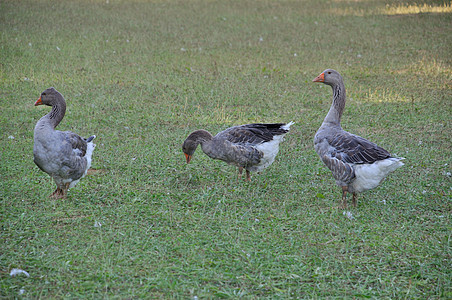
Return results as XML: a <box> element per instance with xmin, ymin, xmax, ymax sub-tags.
<box><xmin>313</xmin><ymin>69</ymin><xmax>404</xmax><ymax>207</ymax></box>
<box><xmin>182</xmin><ymin>122</ymin><xmax>293</xmax><ymax>181</ymax></box>
<box><xmin>33</xmin><ymin>87</ymin><xmax>96</xmax><ymax>198</ymax></box>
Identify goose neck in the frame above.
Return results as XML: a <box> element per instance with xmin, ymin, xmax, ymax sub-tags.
<box><xmin>323</xmin><ymin>82</ymin><xmax>346</xmax><ymax>126</ymax></box>
<box><xmin>191</xmin><ymin>130</ymin><xmax>213</xmax><ymax>144</ymax></box>
<box><xmin>44</xmin><ymin>98</ymin><xmax>66</xmax><ymax>129</ymax></box>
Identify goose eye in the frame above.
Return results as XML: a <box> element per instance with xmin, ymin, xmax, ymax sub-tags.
<box><xmin>42</xmin><ymin>93</ymin><xmax>46</xmax><ymax>96</ymax></box>
<box><xmin>327</xmin><ymin>71</ymin><xmax>331</xmax><ymax>74</ymax></box>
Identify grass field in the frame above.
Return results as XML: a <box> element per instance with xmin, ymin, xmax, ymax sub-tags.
<box><xmin>1</xmin><ymin>0</ymin><xmax>451</xmax><ymax>298</ymax></box>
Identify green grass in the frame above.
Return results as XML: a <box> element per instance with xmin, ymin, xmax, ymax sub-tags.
<box><xmin>1</xmin><ymin>0</ymin><xmax>451</xmax><ymax>298</ymax></box>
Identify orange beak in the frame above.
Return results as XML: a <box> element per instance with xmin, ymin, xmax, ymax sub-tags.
<box><xmin>313</xmin><ymin>72</ymin><xmax>325</xmax><ymax>83</ymax></box>
<box><xmin>184</xmin><ymin>153</ymin><xmax>192</xmax><ymax>164</ymax></box>
<box><xmin>34</xmin><ymin>97</ymin><xmax>43</xmax><ymax>106</ymax></box>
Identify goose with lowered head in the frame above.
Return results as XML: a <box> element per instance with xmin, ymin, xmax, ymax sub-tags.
<box><xmin>182</xmin><ymin>122</ymin><xmax>293</xmax><ymax>181</ymax></box>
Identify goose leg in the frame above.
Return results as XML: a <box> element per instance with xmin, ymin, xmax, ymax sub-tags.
<box><xmin>50</xmin><ymin>182</ymin><xmax>69</xmax><ymax>199</ymax></box>
<box><xmin>238</xmin><ymin>167</ymin><xmax>243</xmax><ymax>181</ymax></box>
<box><xmin>352</xmin><ymin>193</ymin><xmax>357</xmax><ymax>207</ymax></box>
<box><xmin>50</xmin><ymin>188</ymin><xmax>65</xmax><ymax>199</ymax></box>
<box><xmin>62</xmin><ymin>182</ymin><xmax>70</xmax><ymax>198</ymax></box>
<box><xmin>245</xmin><ymin>170</ymin><xmax>251</xmax><ymax>182</ymax></box>
<box><xmin>341</xmin><ymin>186</ymin><xmax>348</xmax><ymax>208</ymax></box>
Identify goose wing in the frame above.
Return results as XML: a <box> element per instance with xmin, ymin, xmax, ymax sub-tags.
<box><xmin>220</xmin><ymin>123</ymin><xmax>288</xmax><ymax>145</ymax></box>
<box><xmin>59</xmin><ymin>131</ymin><xmax>95</xmax><ymax>179</ymax></box>
<box><xmin>328</xmin><ymin>131</ymin><xmax>391</xmax><ymax>164</ymax></box>
<box><xmin>65</xmin><ymin>131</ymin><xmax>88</xmax><ymax>156</ymax></box>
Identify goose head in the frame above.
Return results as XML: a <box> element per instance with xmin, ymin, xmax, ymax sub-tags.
<box><xmin>182</xmin><ymin>130</ymin><xmax>212</xmax><ymax>163</ymax></box>
<box><xmin>313</xmin><ymin>69</ymin><xmax>342</xmax><ymax>87</ymax></box>
<box><xmin>34</xmin><ymin>87</ymin><xmax>61</xmax><ymax>106</ymax></box>
<box><xmin>182</xmin><ymin>138</ymin><xmax>197</xmax><ymax>164</ymax></box>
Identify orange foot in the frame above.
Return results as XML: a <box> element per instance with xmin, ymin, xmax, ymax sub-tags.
<box><xmin>50</xmin><ymin>188</ymin><xmax>66</xmax><ymax>199</ymax></box>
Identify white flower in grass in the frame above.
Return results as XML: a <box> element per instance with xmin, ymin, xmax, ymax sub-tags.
<box><xmin>445</xmin><ymin>172</ymin><xmax>451</xmax><ymax>177</ymax></box>
<box><xmin>10</xmin><ymin>269</ymin><xmax>30</xmax><ymax>277</ymax></box>
<box><xmin>343</xmin><ymin>211</ymin><xmax>354</xmax><ymax>220</ymax></box>
<box><xmin>180</xmin><ymin>48</ymin><xmax>186</xmax><ymax>52</ymax></box>
<box><xmin>28</xmin><ymin>43</ymin><xmax>32</xmax><ymax>46</ymax></box>
<box><xmin>357</xmin><ymin>54</ymin><xmax>362</xmax><ymax>58</ymax></box>
<box><xmin>56</xmin><ymin>46</ymin><xmax>61</xmax><ymax>51</ymax></box>
<box><xmin>94</xmin><ymin>221</ymin><xmax>102</xmax><ymax>227</ymax></box>
<box><xmin>241</xmin><ymin>250</ymin><xmax>250</xmax><ymax>258</ymax></box>
<box><xmin>259</xmin><ymin>37</ymin><xmax>263</xmax><ymax>42</ymax></box>
<box><xmin>8</xmin><ymin>135</ymin><xmax>14</xmax><ymax>139</ymax></box>
<box><xmin>255</xmin><ymin>218</ymin><xmax>259</xmax><ymax>222</ymax></box>
<box><xmin>19</xmin><ymin>289</ymin><xmax>25</xmax><ymax>295</ymax></box>
<box><xmin>294</xmin><ymin>53</ymin><xmax>297</xmax><ymax>57</ymax></box>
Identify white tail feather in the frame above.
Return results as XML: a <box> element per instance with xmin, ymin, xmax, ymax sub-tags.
<box><xmin>352</xmin><ymin>157</ymin><xmax>404</xmax><ymax>193</ymax></box>
<box><xmin>249</xmin><ymin>123</ymin><xmax>292</xmax><ymax>172</ymax></box>
<box><xmin>68</xmin><ymin>140</ymin><xmax>96</xmax><ymax>189</ymax></box>
<box><xmin>282</xmin><ymin>121</ymin><xmax>294</xmax><ymax>131</ymax></box>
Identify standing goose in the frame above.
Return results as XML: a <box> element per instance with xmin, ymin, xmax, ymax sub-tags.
<box><xmin>33</xmin><ymin>87</ymin><xmax>96</xmax><ymax>199</ymax></box>
<box><xmin>313</xmin><ymin>69</ymin><xmax>404</xmax><ymax>207</ymax></box>
<box><xmin>182</xmin><ymin>122</ymin><xmax>293</xmax><ymax>181</ymax></box>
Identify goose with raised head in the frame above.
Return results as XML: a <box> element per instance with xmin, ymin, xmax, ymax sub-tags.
<box><xmin>182</xmin><ymin>122</ymin><xmax>293</xmax><ymax>181</ymax></box>
<box><xmin>33</xmin><ymin>87</ymin><xmax>96</xmax><ymax>198</ymax></box>
<box><xmin>313</xmin><ymin>69</ymin><xmax>404</xmax><ymax>207</ymax></box>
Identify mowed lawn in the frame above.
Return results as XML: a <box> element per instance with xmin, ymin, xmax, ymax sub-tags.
<box><xmin>1</xmin><ymin>0</ymin><xmax>451</xmax><ymax>298</ymax></box>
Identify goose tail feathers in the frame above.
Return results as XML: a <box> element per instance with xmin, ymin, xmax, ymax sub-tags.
<box><xmin>281</xmin><ymin>121</ymin><xmax>294</xmax><ymax>131</ymax></box>
<box><xmin>85</xmin><ymin>135</ymin><xmax>96</xmax><ymax>143</ymax></box>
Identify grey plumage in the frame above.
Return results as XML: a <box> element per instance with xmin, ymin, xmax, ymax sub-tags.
<box><xmin>182</xmin><ymin>123</ymin><xmax>293</xmax><ymax>181</ymax></box>
<box><xmin>33</xmin><ymin>87</ymin><xmax>96</xmax><ymax>198</ymax></box>
<box><xmin>313</xmin><ymin>69</ymin><xmax>404</xmax><ymax>207</ymax></box>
